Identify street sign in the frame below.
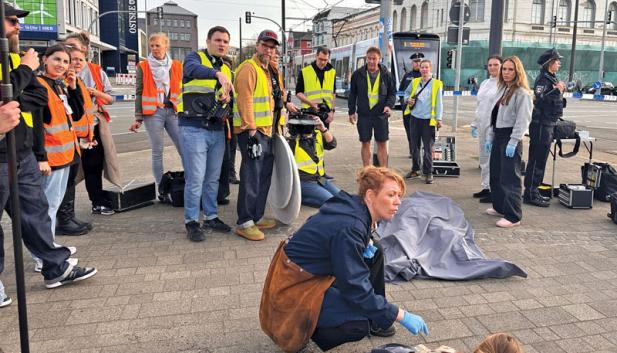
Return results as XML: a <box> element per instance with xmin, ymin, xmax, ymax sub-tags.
<box><xmin>245</xmin><ymin>11</ymin><xmax>252</xmax><ymax>24</ymax></box>
<box><xmin>449</xmin><ymin>1</ymin><xmax>471</xmax><ymax>26</ymax></box>
<box><xmin>156</xmin><ymin>6</ymin><xmax>163</xmax><ymax>19</ymax></box>
<box><xmin>592</xmin><ymin>81</ymin><xmax>602</xmax><ymax>89</ymax></box>
<box><xmin>447</xmin><ymin>26</ymin><xmax>470</xmax><ymax>45</ymax></box>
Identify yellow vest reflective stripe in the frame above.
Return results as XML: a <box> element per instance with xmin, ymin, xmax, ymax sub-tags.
<box><xmin>177</xmin><ymin>51</ymin><xmax>232</xmax><ymax>112</ymax></box>
<box><xmin>404</xmin><ymin>77</ymin><xmax>443</xmax><ymax>126</ymax></box>
<box><xmin>232</xmin><ymin>59</ymin><xmax>273</xmax><ymax>127</ymax></box>
<box><xmin>0</xmin><ymin>54</ymin><xmax>34</xmax><ymax>128</ymax></box>
<box><xmin>301</xmin><ymin>65</ymin><xmax>335</xmax><ymax>109</ymax></box>
<box><xmin>367</xmin><ymin>71</ymin><xmax>380</xmax><ymax>109</ymax></box>
<box><xmin>294</xmin><ymin>131</ymin><xmax>325</xmax><ymax>176</ymax></box>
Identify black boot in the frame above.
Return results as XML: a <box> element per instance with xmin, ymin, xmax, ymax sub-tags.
<box><xmin>56</xmin><ymin>185</ymin><xmax>92</xmax><ymax>235</ymax></box>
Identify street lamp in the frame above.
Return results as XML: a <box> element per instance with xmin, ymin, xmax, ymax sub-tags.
<box><xmin>568</xmin><ymin>0</ymin><xmax>580</xmax><ymax>82</ymax></box>
<box><xmin>597</xmin><ymin>0</ymin><xmax>610</xmax><ymax>95</ymax></box>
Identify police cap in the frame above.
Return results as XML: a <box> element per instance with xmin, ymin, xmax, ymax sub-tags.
<box><xmin>537</xmin><ymin>48</ymin><xmax>562</xmax><ymax>67</ymax></box>
<box><xmin>409</xmin><ymin>52</ymin><xmax>425</xmax><ymax>61</ymax></box>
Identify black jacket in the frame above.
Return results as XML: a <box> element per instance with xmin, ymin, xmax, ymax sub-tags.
<box><xmin>284</xmin><ymin>191</ymin><xmax>399</xmax><ymax>330</ymax></box>
<box><xmin>348</xmin><ymin>64</ymin><xmax>396</xmax><ymax>117</ymax></box>
<box><xmin>532</xmin><ymin>69</ymin><xmax>564</xmax><ymax>126</ymax></box>
<box><xmin>0</xmin><ymin>61</ymin><xmax>48</xmax><ymax>163</ymax></box>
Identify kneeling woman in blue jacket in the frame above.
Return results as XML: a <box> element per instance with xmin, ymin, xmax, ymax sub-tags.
<box><xmin>260</xmin><ymin>166</ymin><xmax>428</xmax><ymax>352</ymax></box>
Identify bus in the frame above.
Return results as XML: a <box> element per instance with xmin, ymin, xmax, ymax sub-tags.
<box><xmin>292</xmin><ymin>32</ymin><xmax>441</xmax><ymax>98</ymax></box>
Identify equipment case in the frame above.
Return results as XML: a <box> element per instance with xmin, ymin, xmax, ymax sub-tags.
<box><xmin>558</xmin><ymin>184</ymin><xmax>593</xmax><ymax>209</ymax></box>
<box><xmin>104</xmin><ymin>182</ymin><xmax>156</xmax><ymax>212</ymax></box>
<box><xmin>432</xmin><ymin>136</ymin><xmax>460</xmax><ymax>177</ymax></box>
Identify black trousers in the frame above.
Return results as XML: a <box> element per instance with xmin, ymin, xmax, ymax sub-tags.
<box><xmin>81</xmin><ymin>125</ymin><xmax>111</xmax><ymax>208</ymax></box>
<box><xmin>312</xmin><ymin>241</ymin><xmax>386</xmax><ymax>351</ymax></box>
<box><xmin>524</xmin><ymin>122</ymin><xmax>554</xmax><ymax>196</ymax></box>
<box><xmin>218</xmin><ymin>136</ymin><xmax>231</xmax><ymax>202</ymax></box>
<box><xmin>0</xmin><ymin>153</ymin><xmax>70</xmax><ymax>282</ymax></box>
<box><xmin>236</xmin><ymin>131</ymin><xmax>274</xmax><ymax>226</ymax></box>
<box><xmin>57</xmin><ymin>160</ymin><xmax>81</xmax><ymax>223</ymax></box>
<box><xmin>490</xmin><ymin>128</ymin><xmax>523</xmax><ymax>223</ymax></box>
<box><xmin>403</xmin><ymin>114</ymin><xmax>413</xmax><ymax>156</ymax></box>
<box><xmin>410</xmin><ymin>117</ymin><xmax>435</xmax><ymax>175</ymax></box>
<box><xmin>229</xmin><ymin>131</ymin><xmax>237</xmax><ymax>176</ymax></box>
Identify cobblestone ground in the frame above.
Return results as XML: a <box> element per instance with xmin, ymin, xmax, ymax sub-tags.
<box><xmin>1</xmin><ymin>112</ymin><xmax>617</xmax><ymax>353</ymax></box>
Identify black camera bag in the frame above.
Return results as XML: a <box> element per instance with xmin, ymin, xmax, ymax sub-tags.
<box><xmin>554</xmin><ymin>118</ymin><xmax>579</xmax><ymax>158</ymax></box>
<box><xmin>159</xmin><ymin>171</ymin><xmax>185</xmax><ymax>207</ymax></box>
<box><xmin>582</xmin><ymin>162</ymin><xmax>617</xmax><ymax>202</ymax></box>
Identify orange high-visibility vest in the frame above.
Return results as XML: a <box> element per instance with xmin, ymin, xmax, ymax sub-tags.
<box><xmin>138</xmin><ymin>60</ymin><xmax>183</xmax><ymax>115</ymax></box>
<box><xmin>88</xmin><ymin>62</ymin><xmax>111</xmax><ymax>122</ymax></box>
<box><xmin>37</xmin><ymin>77</ymin><xmax>80</xmax><ymax>167</ymax></box>
<box><xmin>72</xmin><ymin>78</ymin><xmax>95</xmax><ymax>142</ymax></box>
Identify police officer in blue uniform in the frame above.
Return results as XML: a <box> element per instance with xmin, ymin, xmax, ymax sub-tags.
<box><xmin>523</xmin><ymin>49</ymin><xmax>566</xmax><ymax>207</ymax></box>
<box><xmin>399</xmin><ymin>52</ymin><xmax>423</xmax><ymax>158</ymax></box>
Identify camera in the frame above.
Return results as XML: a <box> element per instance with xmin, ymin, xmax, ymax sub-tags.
<box><xmin>299</xmin><ymin>99</ymin><xmax>331</xmax><ymax>124</ymax></box>
<box><xmin>287</xmin><ymin>112</ymin><xmax>319</xmax><ymax>136</ymax></box>
<box><xmin>188</xmin><ymin>92</ymin><xmax>230</xmax><ymax>126</ymax></box>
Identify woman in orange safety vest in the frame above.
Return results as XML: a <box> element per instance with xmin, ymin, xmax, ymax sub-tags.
<box><xmin>129</xmin><ymin>32</ymin><xmax>183</xmax><ymax>202</ymax></box>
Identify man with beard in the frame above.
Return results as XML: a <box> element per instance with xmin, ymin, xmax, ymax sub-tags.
<box><xmin>0</xmin><ymin>5</ymin><xmax>97</xmax><ymax>301</ymax></box>
<box><xmin>233</xmin><ymin>30</ymin><xmax>282</xmax><ymax>241</ymax></box>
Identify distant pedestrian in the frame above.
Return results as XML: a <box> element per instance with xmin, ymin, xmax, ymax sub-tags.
<box><xmin>485</xmin><ymin>56</ymin><xmax>532</xmax><ymax>228</ymax></box>
<box><xmin>399</xmin><ymin>52</ymin><xmax>423</xmax><ymax>158</ymax></box>
<box><xmin>471</xmin><ymin>56</ymin><xmax>503</xmax><ymax>202</ymax></box>
<box><xmin>523</xmin><ymin>49</ymin><xmax>565</xmax><ymax>208</ymax></box>
<box><xmin>348</xmin><ymin>47</ymin><xmax>396</xmax><ymax>167</ymax></box>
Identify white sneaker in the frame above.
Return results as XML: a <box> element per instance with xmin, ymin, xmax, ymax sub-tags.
<box><xmin>34</xmin><ymin>258</ymin><xmax>43</xmax><ymax>273</ymax></box>
<box><xmin>0</xmin><ymin>295</ymin><xmax>11</xmax><ymax>308</ymax></box>
<box><xmin>53</xmin><ymin>243</ymin><xmax>76</xmax><ymax>256</ymax></box>
<box><xmin>496</xmin><ymin>218</ymin><xmax>521</xmax><ymax>228</ymax></box>
<box><xmin>67</xmin><ymin>258</ymin><xmax>78</xmax><ymax>267</ymax></box>
<box><xmin>485</xmin><ymin>208</ymin><xmax>501</xmax><ymax>216</ymax></box>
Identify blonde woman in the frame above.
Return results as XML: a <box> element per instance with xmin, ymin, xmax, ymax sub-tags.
<box><xmin>130</xmin><ymin>32</ymin><xmax>183</xmax><ymax>199</ymax></box>
<box><xmin>485</xmin><ymin>56</ymin><xmax>532</xmax><ymax>228</ymax></box>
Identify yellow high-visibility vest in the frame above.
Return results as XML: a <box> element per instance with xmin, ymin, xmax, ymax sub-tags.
<box><xmin>404</xmin><ymin>77</ymin><xmax>443</xmax><ymax>126</ymax></box>
<box><xmin>0</xmin><ymin>53</ymin><xmax>33</xmax><ymax>127</ymax></box>
<box><xmin>177</xmin><ymin>51</ymin><xmax>231</xmax><ymax>112</ymax></box>
<box><xmin>367</xmin><ymin>71</ymin><xmax>380</xmax><ymax>109</ymax></box>
<box><xmin>301</xmin><ymin>65</ymin><xmax>335</xmax><ymax>109</ymax></box>
<box><xmin>294</xmin><ymin>130</ymin><xmax>324</xmax><ymax>176</ymax></box>
<box><xmin>232</xmin><ymin>58</ymin><xmax>273</xmax><ymax>127</ymax></box>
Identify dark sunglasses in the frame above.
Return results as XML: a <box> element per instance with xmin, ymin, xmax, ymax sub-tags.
<box><xmin>6</xmin><ymin>18</ymin><xmax>20</xmax><ymax>26</ymax></box>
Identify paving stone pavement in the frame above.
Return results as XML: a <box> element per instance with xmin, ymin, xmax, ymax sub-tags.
<box><xmin>1</xmin><ymin>111</ymin><xmax>617</xmax><ymax>353</ymax></box>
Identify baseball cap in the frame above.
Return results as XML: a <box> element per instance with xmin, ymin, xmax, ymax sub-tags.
<box><xmin>258</xmin><ymin>30</ymin><xmax>280</xmax><ymax>46</ymax></box>
<box><xmin>4</xmin><ymin>3</ymin><xmax>29</xmax><ymax>18</ymax></box>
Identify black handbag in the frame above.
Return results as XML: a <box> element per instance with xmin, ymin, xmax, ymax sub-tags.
<box><xmin>159</xmin><ymin>171</ymin><xmax>185</xmax><ymax>207</ymax></box>
<box><xmin>554</xmin><ymin>118</ymin><xmax>579</xmax><ymax>158</ymax></box>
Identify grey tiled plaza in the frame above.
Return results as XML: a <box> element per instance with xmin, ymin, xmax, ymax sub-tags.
<box><xmin>1</xmin><ymin>106</ymin><xmax>617</xmax><ymax>353</ymax></box>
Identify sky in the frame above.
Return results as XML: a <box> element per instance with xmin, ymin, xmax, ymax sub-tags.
<box><xmin>138</xmin><ymin>0</ymin><xmax>375</xmax><ymax>48</ymax></box>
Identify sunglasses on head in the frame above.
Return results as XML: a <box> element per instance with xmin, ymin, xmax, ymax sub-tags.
<box><xmin>6</xmin><ymin>18</ymin><xmax>20</xmax><ymax>26</ymax></box>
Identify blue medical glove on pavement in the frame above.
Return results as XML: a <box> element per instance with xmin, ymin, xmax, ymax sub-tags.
<box><xmin>471</xmin><ymin>126</ymin><xmax>479</xmax><ymax>138</ymax></box>
<box><xmin>399</xmin><ymin>311</ymin><xmax>429</xmax><ymax>335</ymax></box>
<box><xmin>484</xmin><ymin>141</ymin><xmax>492</xmax><ymax>154</ymax></box>
<box><xmin>505</xmin><ymin>143</ymin><xmax>516</xmax><ymax>158</ymax></box>
<box><xmin>363</xmin><ymin>243</ymin><xmax>378</xmax><ymax>259</ymax></box>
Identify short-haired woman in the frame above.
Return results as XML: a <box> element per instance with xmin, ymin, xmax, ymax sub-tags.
<box><xmin>485</xmin><ymin>56</ymin><xmax>533</xmax><ymax>228</ymax></box>
<box><xmin>260</xmin><ymin>166</ymin><xmax>428</xmax><ymax>352</ymax></box>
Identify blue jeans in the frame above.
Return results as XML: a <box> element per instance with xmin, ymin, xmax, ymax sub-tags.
<box><xmin>180</xmin><ymin>125</ymin><xmax>225</xmax><ymax>223</ymax></box>
<box><xmin>144</xmin><ymin>107</ymin><xmax>183</xmax><ymax>185</ymax></box>
<box><xmin>43</xmin><ymin>166</ymin><xmax>70</xmax><ymax>236</ymax></box>
<box><xmin>301</xmin><ymin>179</ymin><xmax>341</xmax><ymax>208</ymax></box>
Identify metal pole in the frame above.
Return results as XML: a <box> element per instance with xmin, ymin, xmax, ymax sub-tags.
<box><xmin>597</xmin><ymin>0</ymin><xmax>609</xmax><ymax>95</ymax></box>
<box><xmin>549</xmin><ymin>0</ymin><xmax>556</xmax><ymax>44</ymax></box>
<box><xmin>239</xmin><ymin>17</ymin><xmax>243</xmax><ymax>63</ymax></box>
<box><xmin>0</xmin><ymin>2</ymin><xmax>30</xmax><ymax>352</ymax></box>
<box><xmin>452</xmin><ymin>0</ymin><xmax>465</xmax><ymax>132</ymax></box>
<box><xmin>379</xmin><ymin>0</ymin><xmax>392</xmax><ymax>69</ymax></box>
<box><xmin>488</xmin><ymin>0</ymin><xmax>504</xmax><ymax>56</ymax></box>
<box><xmin>568</xmin><ymin>0</ymin><xmax>580</xmax><ymax>82</ymax></box>
<box><xmin>282</xmin><ymin>0</ymin><xmax>286</xmax><ymax>84</ymax></box>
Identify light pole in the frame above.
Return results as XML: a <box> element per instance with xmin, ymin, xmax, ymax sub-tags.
<box><xmin>597</xmin><ymin>0</ymin><xmax>609</xmax><ymax>95</ymax></box>
<box><xmin>568</xmin><ymin>0</ymin><xmax>580</xmax><ymax>82</ymax></box>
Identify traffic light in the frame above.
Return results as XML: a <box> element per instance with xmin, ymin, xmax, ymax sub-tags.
<box><xmin>446</xmin><ymin>49</ymin><xmax>456</xmax><ymax>69</ymax></box>
<box><xmin>552</xmin><ymin>15</ymin><xmax>557</xmax><ymax>28</ymax></box>
<box><xmin>157</xmin><ymin>6</ymin><xmax>164</xmax><ymax>19</ymax></box>
<box><xmin>245</xmin><ymin>11</ymin><xmax>252</xmax><ymax>24</ymax></box>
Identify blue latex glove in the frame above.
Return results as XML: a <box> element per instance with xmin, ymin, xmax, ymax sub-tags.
<box><xmin>471</xmin><ymin>126</ymin><xmax>479</xmax><ymax>138</ymax></box>
<box><xmin>505</xmin><ymin>143</ymin><xmax>516</xmax><ymax>158</ymax></box>
<box><xmin>484</xmin><ymin>141</ymin><xmax>492</xmax><ymax>154</ymax></box>
<box><xmin>362</xmin><ymin>243</ymin><xmax>378</xmax><ymax>259</ymax></box>
<box><xmin>400</xmin><ymin>311</ymin><xmax>429</xmax><ymax>335</ymax></box>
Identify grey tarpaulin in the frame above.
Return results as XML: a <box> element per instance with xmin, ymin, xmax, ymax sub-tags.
<box><xmin>377</xmin><ymin>192</ymin><xmax>527</xmax><ymax>282</ymax></box>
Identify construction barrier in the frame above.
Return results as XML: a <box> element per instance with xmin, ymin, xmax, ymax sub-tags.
<box><xmin>115</xmin><ymin>73</ymin><xmax>136</xmax><ymax>86</ymax></box>
<box><xmin>396</xmin><ymin>90</ymin><xmax>617</xmax><ymax>101</ymax></box>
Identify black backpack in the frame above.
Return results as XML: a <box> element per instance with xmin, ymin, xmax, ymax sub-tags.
<box><xmin>159</xmin><ymin>171</ymin><xmax>185</xmax><ymax>207</ymax></box>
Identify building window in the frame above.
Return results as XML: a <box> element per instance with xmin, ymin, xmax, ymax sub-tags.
<box><xmin>410</xmin><ymin>5</ymin><xmax>417</xmax><ymax>30</ymax></box>
<box><xmin>582</xmin><ymin>0</ymin><xmax>595</xmax><ymax>28</ymax></box>
<box><xmin>611</xmin><ymin>2</ymin><xmax>617</xmax><ymax>30</ymax></box>
<box><xmin>72</xmin><ymin>0</ymin><xmax>78</xmax><ymax>26</ymax></box>
<box><xmin>393</xmin><ymin>10</ymin><xmax>398</xmax><ymax>32</ymax></box>
<box><xmin>531</xmin><ymin>0</ymin><xmax>545</xmax><ymax>25</ymax></box>
<box><xmin>173</xmin><ymin>19</ymin><xmax>178</xmax><ymax>27</ymax></box>
<box><xmin>180</xmin><ymin>20</ymin><xmax>184</xmax><ymax>27</ymax></box>
<box><xmin>153</xmin><ymin>18</ymin><xmax>158</xmax><ymax>25</ymax></box>
<box><xmin>94</xmin><ymin>10</ymin><xmax>99</xmax><ymax>36</ymax></box>
<box><xmin>558</xmin><ymin>0</ymin><xmax>571</xmax><ymax>26</ymax></box>
<box><xmin>420</xmin><ymin>1</ymin><xmax>429</xmax><ymax>29</ymax></box>
<box><xmin>401</xmin><ymin>7</ymin><xmax>407</xmax><ymax>31</ymax></box>
<box><xmin>76</xmin><ymin>0</ymin><xmax>81</xmax><ymax>27</ymax></box>
<box><xmin>82</xmin><ymin>2</ymin><xmax>87</xmax><ymax>30</ymax></box>
<box><xmin>186</xmin><ymin>20</ymin><xmax>191</xmax><ymax>28</ymax></box>
<box><xmin>67</xmin><ymin>0</ymin><xmax>73</xmax><ymax>25</ymax></box>
<box><xmin>469</xmin><ymin>0</ymin><xmax>485</xmax><ymax>22</ymax></box>
<box><xmin>441</xmin><ymin>9</ymin><xmax>444</xmax><ymax>26</ymax></box>
<box><xmin>505</xmin><ymin>0</ymin><xmax>509</xmax><ymax>22</ymax></box>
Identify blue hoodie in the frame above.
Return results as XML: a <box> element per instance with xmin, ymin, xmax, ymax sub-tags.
<box><xmin>284</xmin><ymin>191</ymin><xmax>399</xmax><ymax>329</ymax></box>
